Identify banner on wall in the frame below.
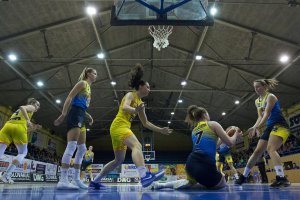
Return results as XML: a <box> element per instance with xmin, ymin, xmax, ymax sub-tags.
<box><xmin>176</xmin><ymin>164</ymin><xmax>186</xmax><ymax>179</ymax></box>
<box><xmin>121</xmin><ymin>164</ymin><xmax>139</xmax><ymax>178</ymax></box>
<box><xmin>289</xmin><ymin>111</ymin><xmax>300</xmax><ymax>138</ymax></box>
<box><xmin>145</xmin><ymin>164</ymin><xmax>159</xmax><ymax>173</ymax></box>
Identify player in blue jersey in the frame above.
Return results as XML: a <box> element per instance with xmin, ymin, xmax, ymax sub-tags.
<box><xmin>153</xmin><ymin>105</ymin><xmax>242</xmax><ymax>190</ymax></box>
<box><xmin>54</xmin><ymin>67</ymin><xmax>97</xmax><ymax>190</ymax></box>
<box><xmin>236</xmin><ymin>79</ymin><xmax>290</xmax><ymax>187</ymax></box>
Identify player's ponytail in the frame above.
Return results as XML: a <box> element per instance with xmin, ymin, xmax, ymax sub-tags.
<box><xmin>128</xmin><ymin>63</ymin><xmax>146</xmax><ymax>90</ymax></box>
<box><xmin>78</xmin><ymin>67</ymin><xmax>96</xmax><ymax>81</ymax></box>
<box><xmin>185</xmin><ymin>105</ymin><xmax>208</xmax><ymax>127</ymax></box>
<box><xmin>254</xmin><ymin>79</ymin><xmax>278</xmax><ymax>90</ymax></box>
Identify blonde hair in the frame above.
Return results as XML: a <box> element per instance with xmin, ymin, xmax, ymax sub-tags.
<box><xmin>27</xmin><ymin>98</ymin><xmax>38</xmax><ymax>105</ymax></box>
<box><xmin>254</xmin><ymin>79</ymin><xmax>279</xmax><ymax>90</ymax></box>
<box><xmin>185</xmin><ymin>105</ymin><xmax>208</xmax><ymax>127</ymax></box>
<box><xmin>78</xmin><ymin>67</ymin><xmax>96</xmax><ymax>81</ymax></box>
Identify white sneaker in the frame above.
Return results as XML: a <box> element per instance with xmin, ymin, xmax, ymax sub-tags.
<box><xmin>152</xmin><ymin>182</ymin><xmax>165</xmax><ymax>190</ymax></box>
<box><xmin>57</xmin><ymin>181</ymin><xmax>79</xmax><ymax>190</ymax></box>
<box><xmin>0</xmin><ymin>174</ymin><xmax>14</xmax><ymax>184</ymax></box>
<box><xmin>72</xmin><ymin>179</ymin><xmax>88</xmax><ymax>189</ymax></box>
<box><xmin>173</xmin><ymin>179</ymin><xmax>191</xmax><ymax>189</ymax></box>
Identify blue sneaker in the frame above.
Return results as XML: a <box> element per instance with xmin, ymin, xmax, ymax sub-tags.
<box><xmin>141</xmin><ymin>170</ymin><xmax>165</xmax><ymax>188</ymax></box>
<box><xmin>88</xmin><ymin>181</ymin><xmax>106</xmax><ymax>190</ymax></box>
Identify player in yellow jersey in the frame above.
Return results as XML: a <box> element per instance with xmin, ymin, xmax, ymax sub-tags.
<box><xmin>90</xmin><ymin>64</ymin><xmax>173</xmax><ymax>189</ymax></box>
<box><xmin>54</xmin><ymin>67</ymin><xmax>97</xmax><ymax>190</ymax></box>
<box><xmin>81</xmin><ymin>145</ymin><xmax>94</xmax><ymax>182</ymax></box>
<box><xmin>0</xmin><ymin>98</ymin><xmax>41</xmax><ymax>183</ymax></box>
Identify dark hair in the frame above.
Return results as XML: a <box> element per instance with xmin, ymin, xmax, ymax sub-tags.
<box><xmin>27</xmin><ymin>98</ymin><xmax>38</xmax><ymax>105</ymax></box>
<box><xmin>78</xmin><ymin>67</ymin><xmax>96</xmax><ymax>81</ymax></box>
<box><xmin>254</xmin><ymin>79</ymin><xmax>279</xmax><ymax>90</ymax></box>
<box><xmin>185</xmin><ymin>105</ymin><xmax>208</xmax><ymax>127</ymax></box>
<box><xmin>128</xmin><ymin>63</ymin><xmax>146</xmax><ymax>90</ymax></box>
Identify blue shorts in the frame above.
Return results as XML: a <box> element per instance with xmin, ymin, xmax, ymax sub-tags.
<box><xmin>186</xmin><ymin>152</ymin><xmax>222</xmax><ymax>188</ymax></box>
<box><xmin>67</xmin><ymin>105</ymin><xmax>86</xmax><ymax>131</ymax></box>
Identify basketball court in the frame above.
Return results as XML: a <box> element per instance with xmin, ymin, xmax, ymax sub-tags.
<box><xmin>0</xmin><ymin>0</ymin><xmax>300</xmax><ymax>199</ymax></box>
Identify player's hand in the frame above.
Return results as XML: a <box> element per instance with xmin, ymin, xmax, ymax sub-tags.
<box><xmin>135</xmin><ymin>103</ymin><xmax>145</xmax><ymax>113</ymax></box>
<box><xmin>54</xmin><ymin>114</ymin><xmax>65</xmax><ymax>126</ymax></box>
<box><xmin>26</xmin><ymin>120</ymin><xmax>33</xmax><ymax>129</ymax></box>
<box><xmin>160</xmin><ymin>127</ymin><xmax>173</xmax><ymax>135</ymax></box>
<box><xmin>248</xmin><ymin>127</ymin><xmax>259</xmax><ymax>138</ymax></box>
<box><xmin>88</xmin><ymin>116</ymin><xmax>94</xmax><ymax>126</ymax></box>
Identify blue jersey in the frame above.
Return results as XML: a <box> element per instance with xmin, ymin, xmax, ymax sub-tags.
<box><xmin>191</xmin><ymin>121</ymin><xmax>218</xmax><ymax>161</ymax></box>
<box><xmin>255</xmin><ymin>93</ymin><xmax>287</xmax><ymax>127</ymax></box>
<box><xmin>72</xmin><ymin>81</ymin><xmax>91</xmax><ymax>110</ymax></box>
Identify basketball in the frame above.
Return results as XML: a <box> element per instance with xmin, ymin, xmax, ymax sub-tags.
<box><xmin>226</xmin><ymin>126</ymin><xmax>241</xmax><ymax>137</ymax></box>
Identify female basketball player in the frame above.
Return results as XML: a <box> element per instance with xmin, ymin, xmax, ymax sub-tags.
<box><xmin>0</xmin><ymin>98</ymin><xmax>41</xmax><ymax>183</ymax></box>
<box><xmin>236</xmin><ymin>79</ymin><xmax>290</xmax><ymax>187</ymax></box>
<box><xmin>90</xmin><ymin>64</ymin><xmax>172</xmax><ymax>189</ymax></box>
<box><xmin>54</xmin><ymin>67</ymin><xmax>97</xmax><ymax>189</ymax></box>
<box><xmin>153</xmin><ymin>105</ymin><xmax>242</xmax><ymax>190</ymax></box>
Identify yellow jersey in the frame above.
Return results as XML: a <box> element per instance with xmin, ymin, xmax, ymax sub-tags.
<box><xmin>111</xmin><ymin>91</ymin><xmax>143</xmax><ymax>129</ymax></box>
<box><xmin>8</xmin><ymin>109</ymin><xmax>33</xmax><ymax>124</ymax></box>
<box><xmin>84</xmin><ymin>151</ymin><xmax>94</xmax><ymax>161</ymax></box>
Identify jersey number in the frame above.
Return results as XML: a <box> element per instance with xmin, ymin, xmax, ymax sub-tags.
<box><xmin>195</xmin><ymin>130</ymin><xmax>203</xmax><ymax>145</ymax></box>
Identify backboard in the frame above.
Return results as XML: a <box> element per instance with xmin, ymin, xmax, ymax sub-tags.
<box><xmin>111</xmin><ymin>0</ymin><xmax>214</xmax><ymax>26</ymax></box>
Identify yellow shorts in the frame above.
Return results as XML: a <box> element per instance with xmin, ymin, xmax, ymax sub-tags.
<box><xmin>86</xmin><ymin>164</ymin><xmax>92</xmax><ymax>171</ymax></box>
<box><xmin>80</xmin><ymin>126</ymin><xmax>86</xmax><ymax>133</ymax></box>
<box><xmin>271</xmin><ymin>125</ymin><xmax>289</xmax><ymax>144</ymax></box>
<box><xmin>225</xmin><ymin>155</ymin><xmax>233</xmax><ymax>163</ymax></box>
<box><xmin>110</xmin><ymin>126</ymin><xmax>134</xmax><ymax>151</ymax></box>
<box><xmin>0</xmin><ymin>122</ymin><xmax>28</xmax><ymax>145</ymax></box>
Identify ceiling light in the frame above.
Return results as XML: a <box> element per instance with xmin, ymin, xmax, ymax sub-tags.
<box><xmin>86</xmin><ymin>6</ymin><xmax>97</xmax><ymax>16</ymax></box>
<box><xmin>8</xmin><ymin>54</ymin><xmax>17</xmax><ymax>61</ymax></box>
<box><xmin>37</xmin><ymin>81</ymin><xmax>44</xmax><ymax>87</ymax></box>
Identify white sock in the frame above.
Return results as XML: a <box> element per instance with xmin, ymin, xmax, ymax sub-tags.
<box><xmin>60</xmin><ymin>168</ymin><xmax>68</xmax><ymax>182</ymax></box>
<box><xmin>5</xmin><ymin>164</ymin><xmax>16</xmax><ymax>176</ymax></box>
<box><xmin>243</xmin><ymin>167</ymin><xmax>251</xmax><ymax>177</ymax></box>
<box><xmin>137</xmin><ymin>166</ymin><xmax>147</xmax><ymax>178</ymax></box>
<box><xmin>274</xmin><ymin>165</ymin><xmax>285</xmax><ymax>177</ymax></box>
<box><xmin>74</xmin><ymin>168</ymin><xmax>80</xmax><ymax>180</ymax></box>
<box><xmin>234</xmin><ymin>173</ymin><xmax>239</xmax><ymax>179</ymax></box>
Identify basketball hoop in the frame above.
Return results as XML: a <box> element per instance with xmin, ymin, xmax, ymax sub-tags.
<box><xmin>148</xmin><ymin>25</ymin><xmax>173</xmax><ymax>51</ymax></box>
<box><xmin>145</xmin><ymin>155</ymin><xmax>151</xmax><ymax>162</ymax></box>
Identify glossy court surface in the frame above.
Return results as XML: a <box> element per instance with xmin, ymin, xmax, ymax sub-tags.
<box><xmin>0</xmin><ymin>183</ymin><xmax>299</xmax><ymax>200</ymax></box>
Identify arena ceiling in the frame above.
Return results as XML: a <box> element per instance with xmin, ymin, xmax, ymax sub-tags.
<box><xmin>0</xmin><ymin>0</ymin><xmax>299</xmax><ymax>151</ymax></box>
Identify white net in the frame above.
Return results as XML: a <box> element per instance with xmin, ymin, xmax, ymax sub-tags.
<box><xmin>148</xmin><ymin>25</ymin><xmax>173</xmax><ymax>51</ymax></box>
<box><xmin>145</xmin><ymin>155</ymin><xmax>151</xmax><ymax>162</ymax></box>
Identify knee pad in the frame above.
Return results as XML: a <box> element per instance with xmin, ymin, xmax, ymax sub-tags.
<box><xmin>62</xmin><ymin>141</ymin><xmax>77</xmax><ymax>164</ymax></box>
<box><xmin>74</xmin><ymin>144</ymin><xmax>87</xmax><ymax>165</ymax></box>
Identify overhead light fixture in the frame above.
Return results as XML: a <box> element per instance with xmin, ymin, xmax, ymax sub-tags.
<box><xmin>222</xmin><ymin>112</ymin><xmax>226</xmax><ymax>116</ymax></box>
<box><xmin>168</xmin><ymin>121</ymin><xmax>171</xmax><ymax>124</ymax></box>
<box><xmin>195</xmin><ymin>55</ymin><xmax>202</xmax><ymax>60</ymax></box>
<box><xmin>279</xmin><ymin>54</ymin><xmax>289</xmax><ymax>63</ymax></box>
<box><xmin>181</xmin><ymin>80</ymin><xmax>187</xmax><ymax>86</ymax></box>
<box><xmin>8</xmin><ymin>54</ymin><xmax>17</xmax><ymax>61</ymax></box>
<box><xmin>235</xmin><ymin>100</ymin><xmax>240</xmax><ymax>105</ymax></box>
<box><xmin>210</xmin><ymin>7</ymin><xmax>218</xmax><ymax>16</ymax></box>
<box><xmin>97</xmin><ymin>52</ymin><xmax>105</xmax><ymax>59</ymax></box>
<box><xmin>55</xmin><ymin>99</ymin><xmax>61</xmax><ymax>104</ymax></box>
<box><xmin>86</xmin><ymin>6</ymin><xmax>97</xmax><ymax>16</ymax></box>
<box><xmin>111</xmin><ymin>81</ymin><xmax>116</xmax><ymax>86</ymax></box>
<box><xmin>171</xmin><ymin>112</ymin><xmax>175</xmax><ymax>115</ymax></box>
<box><xmin>87</xmin><ymin>128</ymin><xmax>90</xmax><ymax>131</ymax></box>
<box><xmin>36</xmin><ymin>81</ymin><xmax>44</xmax><ymax>87</ymax></box>
<box><xmin>178</xmin><ymin>99</ymin><xmax>183</xmax><ymax>103</ymax></box>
